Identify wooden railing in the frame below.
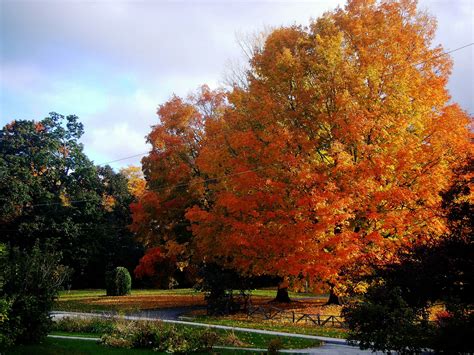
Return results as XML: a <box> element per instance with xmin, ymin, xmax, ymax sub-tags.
<box><xmin>247</xmin><ymin>305</ymin><xmax>346</xmax><ymax>327</ymax></box>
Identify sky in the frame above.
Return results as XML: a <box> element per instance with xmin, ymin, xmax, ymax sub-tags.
<box><xmin>1</xmin><ymin>0</ymin><xmax>473</xmax><ymax>170</ymax></box>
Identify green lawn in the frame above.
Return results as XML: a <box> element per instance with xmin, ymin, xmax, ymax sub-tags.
<box><xmin>248</xmin><ymin>288</ymin><xmax>326</xmax><ymax>299</ymax></box>
<box><xmin>5</xmin><ymin>337</ymin><xmax>158</xmax><ymax>355</ymax></box>
<box><xmin>54</xmin><ymin>288</ymin><xmax>326</xmax><ymax>313</ymax></box>
<box><xmin>6</xmin><ymin>337</ymin><xmax>300</xmax><ymax>354</ymax></box>
<box><xmin>57</xmin><ymin>288</ymin><xmax>323</xmax><ymax>300</ymax></box>
<box><xmin>58</xmin><ymin>289</ymin><xmax>201</xmax><ymax>299</ymax></box>
<box><xmin>7</xmin><ymin>329</ymin><xmax>320</xmax><ymax>354</ymax></box>
<box><xmin>50</xmin><ymin>323</ymin><xmax>321</xmax><ymax>350</ymax></box>
<box><xmin>54</xmin><ymin>289</ymin><xmax>205</xmax><ymax>313</ymax></box>
<box><xmin>189</xmin><ymin>315</ymin><xmax>347</xmax><ymax>339</ymax></box>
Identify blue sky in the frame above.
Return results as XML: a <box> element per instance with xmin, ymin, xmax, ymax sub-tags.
<box><xmin>1</xmin><ymin>0</ymin><xmax>473</xmax><ymax>169</ymax></box>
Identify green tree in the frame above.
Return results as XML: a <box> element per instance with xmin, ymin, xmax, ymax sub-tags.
<box><xmin>0</xmin><ymin>242</ymin><xmax>69</xmax><ymax>348</ymax></box>
<box><xmin>0</xmin><ymin>113</ymin><xmax>142</xmax><ymax>287</ymax></box>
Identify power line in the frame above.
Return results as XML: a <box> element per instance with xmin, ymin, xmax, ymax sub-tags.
<box><xmin>393</xmin><ymin>42</ymin><xmax>474</xmax><ymax>75</ymax></box>
<box><xmin>6</xmin><ymin>163</ymin><xmax>274</xmax><ymax>208</ymax></box>
<box><xmin>96</xmin><ymin>152</ymin><xmax>150</xmax><ymax>167</ymax></box>
<box><xmin>415</xmin><ymin>42</ymin><xmax>473</xmax><ymax>66</ymax></box>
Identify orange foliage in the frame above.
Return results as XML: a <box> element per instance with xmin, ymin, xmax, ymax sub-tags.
<box><xmin>134</xmin><ymin>247</ymin><xmax>167</xmax><ymax>279</ymax></box>
<box><xmin>186</xmin><ymin>0</ymin><xmax>472</xmax><ymax>290</ymax></box>
<box><xmin>121</xmin><ymin>165</ymin><xmax>146</xmax><ymax>198</ymax></box>
<box><xmin>130</xmin><ymin>85</ymin><xmax>227</xmax><ymax>275</ymax></box>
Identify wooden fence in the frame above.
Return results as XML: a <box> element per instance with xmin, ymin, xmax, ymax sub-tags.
<box><xmin>247</xmin><ymin>305</ymin><xmax>345</xmax><ymax>327</ymax></box>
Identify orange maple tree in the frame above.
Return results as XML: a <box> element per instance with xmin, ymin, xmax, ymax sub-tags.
<box><xmin>130</xmin><ymin>85</ymin><xmax>226</xmax><ymax>283</ymax></box>
<box><xmin>186</xmin><ymin>0</ymin><xmax>472</xmax><ymax>299</ymax></box>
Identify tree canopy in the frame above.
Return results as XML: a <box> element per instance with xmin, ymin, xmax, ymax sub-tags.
<box><xmin>130</xmin><ymin>85</ymin><xmax>226</xmax><ymax>286</ymax></box>
<box><xmin>131</xmin><ymin>0</ymin><xmax>471</xmax><ymax>297</ymax></box>
<box><xmin>0</xmin><ymin>113</ymin><xmax>143</xmax><ymax>287</ymax></box>
<box><xmin>185</xmin><ymin>0</ymin><xmax>471</xmax><ymax>292</ymax></box>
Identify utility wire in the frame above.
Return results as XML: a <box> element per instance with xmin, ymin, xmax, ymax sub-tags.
<box><xmin>7</xmin><ymin>164</ymin><xmax>274</xmax><ymax>208</ymax></box>
<box><xmin>411</xmin><ymin>42</ymin><xmax>473</xmax><ymax>68</ymax></box>
<box><xmin>95</xmin><ymin>152</ymin><xmax>150</xmax><ymax>167</ymax></box>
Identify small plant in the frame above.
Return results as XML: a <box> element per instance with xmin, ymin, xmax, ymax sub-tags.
<box><xmin>105</xmin><ymin>267</ymin><xmax>132</xmax><ymax>296</ymax></box>
<box><xmin>52</xmin><ymin>316</ymin><xmax>116</xmax><ymax>334</ymax></box>
<box><xmin>220</xmin><ymin>330</ymin><xmax>247</xmax><ymax>347</ymax></box>
<box><xmin>101</xmin><ymin>334</ymin><xmax>133</xmax><ymax>349</ymax></box>
<box><xmin>267</xmin><ymin>338</ymin><xmax>283</xmax><ymax>354</ymax></box>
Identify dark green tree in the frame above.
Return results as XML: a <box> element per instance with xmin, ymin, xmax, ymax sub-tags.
<box><xmin>0</xmin><ymin>113</ymin><xmax>143</xmax><ymax>287</ymax></box>
<box><xmin>0</xmin><ymin>242</ymin><xmax>70</xmax><ymax>348</ymax></box>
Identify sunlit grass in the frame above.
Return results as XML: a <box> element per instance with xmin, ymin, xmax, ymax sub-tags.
<box><xmin>54</xmin><ymin>289</ymin><xmax>205</xmax><ymax>313</ymax></box>
<box><xmin>189</xmin><ymin>315</ymin><xmax>348</xmax><ymax>339</ymax></box>
<box><xmin>55</xmin><ymin>288</ymin><xmax>329</xmax><ymax>313</ymax></box>
<box><xmin>58</xmin><ymin>288</ymin><xmax>200</xmax><ymax>299</ymax></box>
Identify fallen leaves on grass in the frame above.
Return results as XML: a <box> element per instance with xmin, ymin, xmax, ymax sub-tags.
<box><xmin>56</xmin><ymin>294</ymin><xmax>206</xmax><ymax>312</ymax></box>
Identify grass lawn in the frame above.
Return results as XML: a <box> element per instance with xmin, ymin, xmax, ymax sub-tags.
<box><xmin>5</xmin><ymin>337</ymin><xmax>157</xmax><ymax>355</ymax></box>
<box><xmin>50</xmin><ymin>324</ymin><xmax>321</xmax><ymax>350</ymax></box>
<box><xmin>54</xmin><ymin>288</ymin><xmax>327</xmax><ymax>313</ymax></box>
<box><xmin>6</xmin><ymin>336</ymin><xmax>314</xmax><ymax>354</ymax></box>
<box><xmin>54</xmin><ymin>289</ymin><xmax>205</xmax><ymax>313</ymax></box>
<box><xmin>189</xmin><ymin>315</ymin><xmax>347</xmax><ymax>339</ymax></box>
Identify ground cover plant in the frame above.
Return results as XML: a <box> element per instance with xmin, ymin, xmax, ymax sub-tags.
<box><xmin>53</xmin><ymin>288</ymin><xmax>324</xmax><ymax>313</ymax></box>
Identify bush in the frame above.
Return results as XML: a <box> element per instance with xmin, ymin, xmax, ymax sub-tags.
<box><xmin>106</xmin><ymin>267</ymin><xmax>132</xmax><ymax>296</ymax></box>
<box><xmin>267</xmin><ymin>338</ymin><xmax>283</xmax><ymax>354</ymax></box>
<box><xmin>100</xmin><ymin>320</ymin><xmax>219</xmax><ymax>353</ymax></box>
<box><xmin>52</xmin><ymin>316</ymin><xmax>116</xmax><ymax>334</ymax></box>
<box><xmin>0</xmin><ymin>242</ymin><xmax>69</xmax><ymax>348</ymax></box>
<box><xmin>0</xmin><ymin>298</ymin><xmax>13</xmax><ymax>350</ymax></box>
<box><xmin>343</xmin><ymin>286</ymin><xmax>433</xmax><ymax>354</ymax></box>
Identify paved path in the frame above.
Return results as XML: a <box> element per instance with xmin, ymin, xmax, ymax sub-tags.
<box><xmin>131</xmin><ymin>306</ymin><xmax>207</xmax><ymax>320</ymax></box>
<box><xmin>51</xmin><ymin>311</ymin><xmax>379</xmax><ymax>354</ymax></box>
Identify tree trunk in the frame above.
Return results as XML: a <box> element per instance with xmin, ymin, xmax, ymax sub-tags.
<box><xmin>274</xmin><ymin>277</ymin><xmax>291</xmax><ymax>303</ymax></box>
<box><xmin>326</xmin><ymin>286</ymin><xmax>343</xmax><ymax>305</ymax></box>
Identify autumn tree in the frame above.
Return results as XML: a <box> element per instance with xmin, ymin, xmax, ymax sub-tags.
<box><xmin>186</xmin><ymin>0</ymin><xmax>472</xmax><ymax>302</ymax></box>
<box><xmin>130</xmin><ymin>85</ymin><xmax>226</xmax><ymax>287</ymax></box>
<box><xmin>343</xmin><ymin>158</ymin><xmax>473</xmax><ymax>353</ymax></box>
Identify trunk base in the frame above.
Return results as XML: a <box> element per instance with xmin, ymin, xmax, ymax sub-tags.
<box><xmin>326</xmin><ymin>289</ymin><xmax>343</xmax><ymax>305</ymax></box>
<box><xmin>274</xmin><ymin>287</ymin><xmax>291</xmax><ymax>303</ymax></box>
